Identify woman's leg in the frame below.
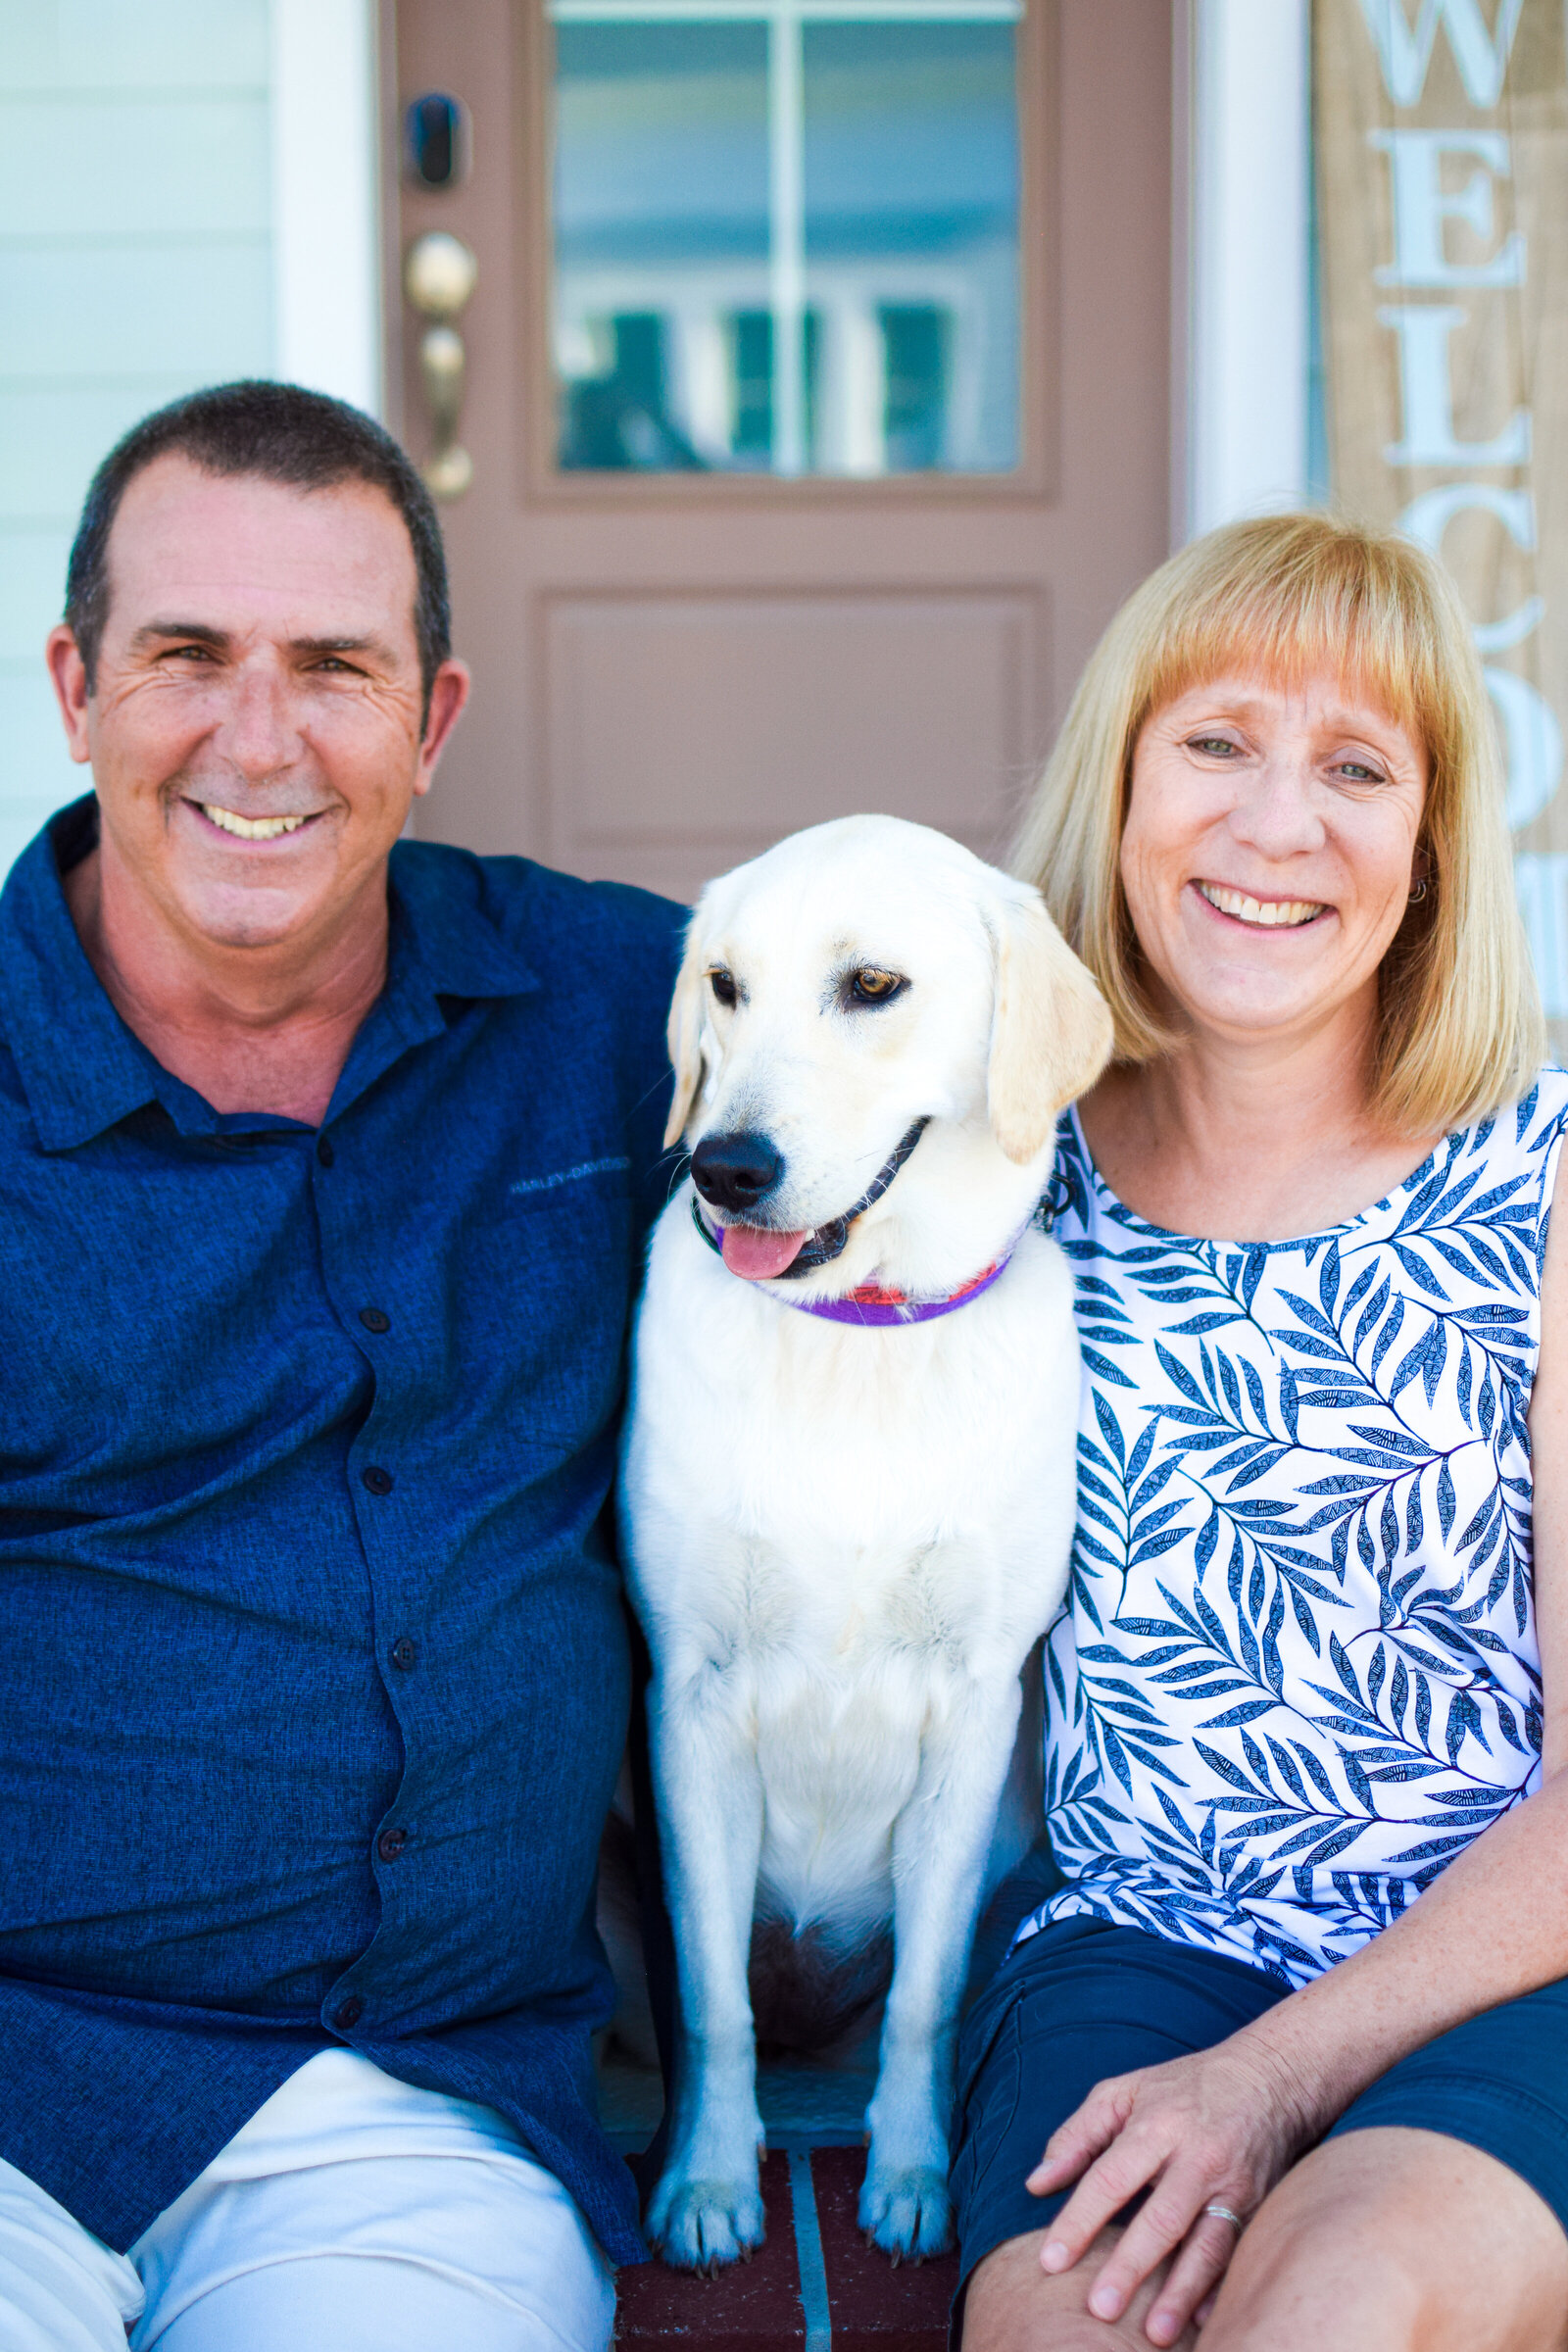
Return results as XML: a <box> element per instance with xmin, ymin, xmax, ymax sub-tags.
<box><xmin>962</xmin><ymin>2125</ymin><xmax>1568</xmax><ymax>2352</ymax></box>
<box><xmin>1205</xmin><ymin>1964</ymin><xmax>1568</xmax><ymax>2349</ymax></box>
<box><xmin>950</xmin><ymin>1923</ymin><xmax>1288</xmax><ymax>2352</ymax></box>
<box><xmin>964</xmin><ymin>2223</ymin><xmax>1200</xmax><ymax>2352</ymax></box>
<box><xmin>1204</xmin><ymin>2128</ymin><xmax>1568</xmax><ymax>2352</ymax></box>
<box><xmin>964</xmin><ymin>1964</ymin><xmax>1568</xmax><ymax>2352</ymax></box>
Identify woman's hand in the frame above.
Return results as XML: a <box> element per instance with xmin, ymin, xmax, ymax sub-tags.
<box><xmin>1027</xmin><ymin>2031</ymin><xmax>1322</xmax><ymax>2344</ymax></box>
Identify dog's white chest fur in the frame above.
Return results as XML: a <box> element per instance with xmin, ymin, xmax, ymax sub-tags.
<box><xmin>627</xmin><ymin>1208</ymin><xmax>1078</xmax><ymax>1934</ymax></box>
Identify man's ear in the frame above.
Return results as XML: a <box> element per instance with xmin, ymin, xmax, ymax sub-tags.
<box><xmin>663</xmin><ymin>913</ymin><xmax>710</xmax><ymax>1149</ymax></box>
<box><xmin>987</xmin><ymin>888</ymin><xmax>1113</xmax><ymax>1163</ymax></box>
<box><xmin>45</xmin><ymin>625</ymin><xmax>92</xmax><ymax>764</ymax></box>
<box><xmin>415</xmin><ymin>659</ymin><xmax>471</xmax><ymax>794</ymax></box>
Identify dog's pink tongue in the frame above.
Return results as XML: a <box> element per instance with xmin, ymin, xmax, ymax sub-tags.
<box><xmin>720</xmin><ymin>1224</ymin><xmax>808</xmax><ymax>1281</ymax></box>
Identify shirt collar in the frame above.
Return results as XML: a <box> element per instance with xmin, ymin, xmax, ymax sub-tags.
<box><xmin>383</xmin><ymin>836</ymin><xmax>539</xmax><ymax>1004</ymax></box>
<box><xmin>0</xmin><ymin>797</ymin><xmax>539</xmax><ymax>1152</ymax></box>
<box><xmin>322</xmin><ymin>839</ymin><xmax>539</xmax><ymax>1120</ymax></box>
<box><xmin>0</xmin><ymin>799</ymin><xmax>161</xmax><ymax>1151</ymax></box>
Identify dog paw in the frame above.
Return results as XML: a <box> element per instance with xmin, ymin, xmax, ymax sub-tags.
<box><xmin>858</xmin><ymin>2164</ymin><xmax>954</xmax><ymax>2264</ymax></box>
<box><xmin>647</xmin><ymin>2171</ymin><xmax>766</xmax><ymax>2273</ymax></box>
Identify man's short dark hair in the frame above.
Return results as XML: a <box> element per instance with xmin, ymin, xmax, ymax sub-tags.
<box><xmin>65</xmin><ymin>380</ymin><xmax>451</xmax><ymax>715</ymax></box>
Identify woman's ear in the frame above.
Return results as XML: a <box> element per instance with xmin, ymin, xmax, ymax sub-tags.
<box><xmin>987</xmin><ymin>889</ymin><xmax>1114</xmax><ymax>1163</ymax></box>
<box><xmin>663</xmin><ymin>914</ymin><xmax>710</xmax><ymax>1149</ymax></box>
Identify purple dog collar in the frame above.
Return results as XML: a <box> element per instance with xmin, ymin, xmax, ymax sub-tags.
<box><xmin>783</xmin><ymin>1256</ymin><xmax>1011</xmax><ymax>1325</ymax></box>
<box><xmin>692</xmin><ymin>1196</ymin><xmax>1015</xmax><ymax>1326</ymax></box>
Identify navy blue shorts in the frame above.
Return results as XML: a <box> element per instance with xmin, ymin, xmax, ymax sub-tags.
<box><xmin>950</xmin><ymin>1914</ymin><xmax>1568</xmax><ymax>2300</ymax></box>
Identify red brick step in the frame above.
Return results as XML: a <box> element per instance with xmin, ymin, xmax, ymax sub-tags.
<box><xmin>809</xmin><ymin>2149</ymin><xmax>958</xmax><ymax>2352</ymax></box>
<box><xmin>614</xmin><ymin>2148</ymin><xmax>958</xmax><ymax>2352</ymax></box>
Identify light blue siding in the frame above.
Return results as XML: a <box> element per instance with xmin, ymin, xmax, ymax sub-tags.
<box><xmin>0</xmin><ymin>99</ymin><xmax>271</xmax><ymax>238</ymax></box>
<box><xmin>0</xmin><ymin>3</ymin><xmax>269</xmax><ymax>89</ymax></box>
<box><xmin>0</xmin><ymin>0</ymin><xmax>274</xmax><ymax>875</ymax></box>
<box><xmin>0</xmin><ymin>246</ymin><xmax>272</xmax><ymax>380</ymax></box>
<box><xmin>0</xmin><ymin>532</ymin><xmax>73</xmax><ymax>662</ymax></box>
<box><xmin>0</xmin><ymin>382</ymin><xmax>214</xmax><ymax>520</ymax></box>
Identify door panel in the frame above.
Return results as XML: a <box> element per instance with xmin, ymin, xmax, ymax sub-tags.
<box><xmin>543</xmin><ymin>588</ymin><xmax>1041</xmax><ymax>891</ymax></box>
<box><xmin>394</xmin><ymin>0</ymin><xmax>1171</xmax><ymax>903</ymax></box>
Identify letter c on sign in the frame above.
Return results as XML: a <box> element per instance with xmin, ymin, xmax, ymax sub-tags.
<box><xmin>1397</xmin><ymin>485</ymin><xmax>1560</xmax><ymax>830</ymax></box>
<box><xmin>1398</xmin><ymin>484</ymin><xmax>1542</xmax><ymax>653</ymax></box>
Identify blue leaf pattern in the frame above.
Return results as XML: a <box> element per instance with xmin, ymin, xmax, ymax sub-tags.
<box><xmin>1023</xmin><ymin>1071</ymin><xmax>1568</xmax><ymax>1989</ymax></box>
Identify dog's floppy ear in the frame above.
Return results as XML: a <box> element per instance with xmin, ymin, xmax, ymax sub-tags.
<box><xmin>987</xmin><ymin>888</ymin><xmax>1113</xmax><ymax>1163</ymax></box>
<box><xmin>663</xmin><ymin>914</ymin><xmax>710</xmax><ymax>1149</ymax></box>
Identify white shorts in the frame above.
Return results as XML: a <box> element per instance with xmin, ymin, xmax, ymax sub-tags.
<box><xmin>0</xmin><ymin>2049</ymin><xmax>616</xmax><ymax>2352</ymax></box>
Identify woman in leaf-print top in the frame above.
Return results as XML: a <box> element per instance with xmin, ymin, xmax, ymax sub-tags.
<box><xmin>1037</xmin><ymin>1083</ymin><xmax>1564</xmax><ymax>1988</ymax></box>
<box><xmin>955</xmin><ymin>516</ymin><xmax>1568</xmax><ymax>2352</ymax></box>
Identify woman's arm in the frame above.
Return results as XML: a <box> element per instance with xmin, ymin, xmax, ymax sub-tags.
<box><xmin>1027</xmin><ymin>1190</ymin><xmax>1568</xmax><ymax>2346</ymax></box>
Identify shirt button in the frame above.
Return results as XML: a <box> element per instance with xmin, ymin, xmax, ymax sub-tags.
<box><xmin>317</xmin><ymin>1135</ymin><xmax>335</xmax><ymax>1167</ymax></box>
<box><xmin>377</xmin><ymin>1827</ymin><xmax>408</xmax><ymax>1862</ymax></box>
<box><xmin>361</xmin><ymin>1465</ymin><xmax>394</xmax><ymax>1495</ymax></box>
<box><xmin>390</xmin><ymin>1636</ymin><xmax>417</xmax><ymax>1672</ymax></box>
<box><xmin>359</xmin><ymin>1307</ymin><xmax>391</xmax><ymax>1335</ymax></box>
<box><xmin>332</xmin><ymin>1995</ymin><xmax>363</xmax><ymax>2032</ymax></box>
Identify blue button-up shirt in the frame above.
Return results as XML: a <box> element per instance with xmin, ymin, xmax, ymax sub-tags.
<box><xmin>0</xmin><ymin>797</ymin><xmax>683</xmax><ymax>2256</ymax></box>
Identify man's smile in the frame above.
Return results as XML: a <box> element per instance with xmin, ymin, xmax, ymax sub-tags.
<box><xmin>188</xmin><ymin>801</ymin><xmax>324</xmax><ymax>843</ymax></box>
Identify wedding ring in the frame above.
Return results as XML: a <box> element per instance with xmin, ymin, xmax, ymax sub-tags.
<box><xmin>1203</xmin><ymin>2203</ymin><xmax>1245</xmax><ymax>2231</ymax></box>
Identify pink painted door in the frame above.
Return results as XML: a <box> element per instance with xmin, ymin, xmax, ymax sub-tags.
<box><xmin>393</xmin><ymin>0</ymin><xmax>1173</xmax><ymax>900</ymax></box>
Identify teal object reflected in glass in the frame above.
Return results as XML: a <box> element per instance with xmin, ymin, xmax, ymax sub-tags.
<box><xmin>550</xmin><ymin>4</ymin><xmax>1021</xmax><ymax>477</ymax></box>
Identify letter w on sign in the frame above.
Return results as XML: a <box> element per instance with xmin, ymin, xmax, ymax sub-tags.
<box><xmin>1357</xmin><ymin>0</ymin><xmax>1525</xmax><ymax>107</ymax></box>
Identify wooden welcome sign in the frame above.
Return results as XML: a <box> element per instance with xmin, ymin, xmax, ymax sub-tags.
<box><xmin>1314</xmin><ymin>0</ymin><xmax>1568</xmax><ymax>1050</ymax></box>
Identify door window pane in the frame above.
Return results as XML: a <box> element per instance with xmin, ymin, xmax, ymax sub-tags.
<box><xmin>549</xmin><ymin>3</ymin><xmax>1021</xmax><ymax>476</ymax></box>
<box><xmin>553</xmin><ymin>20</ymin><xmax>770</xmax><ymax>470</ymax></box>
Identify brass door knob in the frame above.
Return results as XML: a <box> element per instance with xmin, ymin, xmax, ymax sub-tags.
<box><xmin>404</xmin><ymin>232</ymin><xmax>478</xmax><ymax>500</ymax></box>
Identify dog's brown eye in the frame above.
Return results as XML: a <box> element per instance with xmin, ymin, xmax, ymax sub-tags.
<box><xmin>850</xmin><ymin>967</ymin><xmax>906</xmax><ymax>1005</ymax></box>
<box><xmin>708</xmin><ymin>966</ymin><xmax>738</xmax><ymax>1008</ymax></box>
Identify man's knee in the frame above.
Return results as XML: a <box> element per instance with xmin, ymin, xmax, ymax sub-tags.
<box><xmin>0</xmin><ymin>2161</ymin><xmax>143</xmax><ymax>2352</ymax></box>
<box><xmin>149</xmin><ymin>2251</ymin><xmax>612</xmax><ymax>2352</ymax></box>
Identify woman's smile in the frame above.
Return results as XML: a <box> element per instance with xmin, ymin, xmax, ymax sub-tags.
<box><xmin>1192</xmin><ymin>879</ymin><xmax>1330</xmax><ymax>929</ymax></box>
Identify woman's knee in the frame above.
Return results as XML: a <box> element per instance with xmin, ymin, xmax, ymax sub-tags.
<box><xmin>963</xmin><ymin>2225</ymin><xmax>1199</xmax><ymax>2352</ymax></box>
<box><xmin>1204</xmin><ymin>2130</ymin><xmax>1568</xmax><ymax>2352</ymax></box>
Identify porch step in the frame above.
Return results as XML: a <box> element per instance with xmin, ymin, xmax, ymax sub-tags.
<box><xmin>615</xmin><ymin>2148</ymin><xmax>959</xmax><ymax>2352</ymax></box>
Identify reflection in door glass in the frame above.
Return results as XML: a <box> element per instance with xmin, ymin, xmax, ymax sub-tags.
<box><xmin>550</xmin><ymin>4</ymin><xmax>1020</xmax><ymax>476</ymax></box>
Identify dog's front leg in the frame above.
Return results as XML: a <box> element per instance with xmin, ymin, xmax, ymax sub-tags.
<box><xmin>861</xmin><ymin>1677</ymin><xmax>1024</xmax><ymax>2262</ymax></box>
<box><xmin>645</xmin><ymin>1661</ymin><xmax>768</xmax><ymax>2271</ymax></box>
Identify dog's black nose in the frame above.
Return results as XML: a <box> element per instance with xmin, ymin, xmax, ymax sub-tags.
<box><xmin>690</xmin><ymin>1132</ymin><xmax>784</xmax><ymax>1214</ymax></box>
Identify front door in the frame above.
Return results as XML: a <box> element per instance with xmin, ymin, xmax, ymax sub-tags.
<box><xmin>393</xmin><ymin>0</ymin><xmax>1173</xmax><ymax>903</ymax></box>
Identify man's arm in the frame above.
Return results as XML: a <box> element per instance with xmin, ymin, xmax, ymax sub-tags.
<box><xmin>603</xmin><ymin>881</ymin><xmax>688</xmax><ymax>1237</ymax></box>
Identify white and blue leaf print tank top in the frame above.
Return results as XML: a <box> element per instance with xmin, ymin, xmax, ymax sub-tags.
<box><xmin>1018</xmin><ymin>1067</ymin><xmax>1568</xmax><ymax>1989</ymax></box>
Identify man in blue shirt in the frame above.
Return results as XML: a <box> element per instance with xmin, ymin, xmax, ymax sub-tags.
<box><xmin>0</xmin><ymin>381</ymin><xmax>684</xmax><ymax>2350</ymax></box>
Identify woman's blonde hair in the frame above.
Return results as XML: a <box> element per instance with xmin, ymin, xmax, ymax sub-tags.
<box><xmin>1012</xmin><ymin>512</ymin><xmax>1544</xmax><ymax>1135</ymax></box>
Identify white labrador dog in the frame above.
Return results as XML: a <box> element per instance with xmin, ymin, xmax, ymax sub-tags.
<box><xmin>619</xmin><ymin>815</ymin><xmax>1111</xmax><ymax>2271</ymax></box>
